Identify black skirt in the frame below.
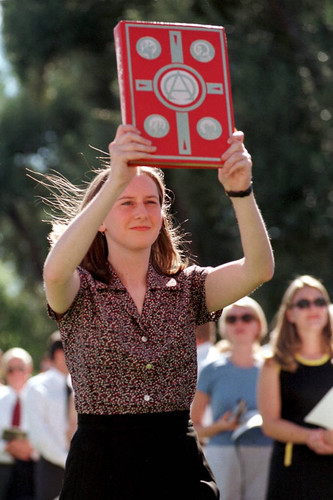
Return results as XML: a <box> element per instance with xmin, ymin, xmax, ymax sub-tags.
<box><xmin>59</xmin><ymin>410</ymin><xmax>219</xmax><ymax>500</ymax></box>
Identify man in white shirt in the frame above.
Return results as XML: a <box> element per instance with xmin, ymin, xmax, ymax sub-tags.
<box><xmin>25</xmin><ymin>331</ymin><xmax>74</xmax><ymax>500</ymax></box>
<box><xmin>196</xmin><ymin>322</ymin><xmax>220</xmax><ymax>376</ymax></box>
<box><xmin>195</xmin><ymin>323</ymin><xmax>220</xmax><ymax>433</ymax></box>
<box><xmin>0</xmin><ymin>347</ymin><xmax>36</xmax><ymax>500</ymax></box>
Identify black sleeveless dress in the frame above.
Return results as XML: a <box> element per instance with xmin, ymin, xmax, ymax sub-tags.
<box><xmin>266</xmin><ymin>354</ymin><xmax>333</xmax><ymax>500</ymax></box>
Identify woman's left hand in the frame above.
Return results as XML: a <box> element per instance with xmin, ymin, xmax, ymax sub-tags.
<box><xmin>307</xmin><ymin>429</ymin><xmax>333</xmax><ymax>455</ymax></box>
<box><xmin>324</xmin><ymin>430</ymin><xmax>333</xmax><ymax>447</ymax></box>
<box><xmin>218</xmin><ymin>131</ymin><xmax>252</xmax><ymax>192</ymax></box>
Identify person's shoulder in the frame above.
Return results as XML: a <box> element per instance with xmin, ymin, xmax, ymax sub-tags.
<box><xmin>182</xmin><ymin>264</ymin><xmax>213</xmax><ymax>276</ymax></box>
<box><xmin>252</xmin><ymin>345</ymin><xmax>273</xmax><ymax>367</ymax></box>
<box><xmin>261</xmin><ymin>355</ymin><xmax>280</xmax><ymax>372</ymax></box>
<box><xmin>201</xmin><ymin>352</ymin><xmax>229</xmax><ymax>374</ymax></box>
<box><xmin>26</xmin><ymin>370</ymin><xmax>50</xmax><ymax>390</ymax></box>
<box><xmin>77</xmin><ymin>266</ymin><xmax>97</xmax><ymax>287</ymax></box>
<box><xmin>178</xmin><ymin>265</ymin><xmax>214</xmax><ymax>286</ymax></box>
<box><xmin>0</xmin><ymin>384</ymin><xmax>11</xmax><ymax>400</ymax></box>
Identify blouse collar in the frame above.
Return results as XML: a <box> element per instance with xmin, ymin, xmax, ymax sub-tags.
<box><xmin>93</xmin><ymin>262</ymin><xmax>180</xmax><ymax>291</ymax></box>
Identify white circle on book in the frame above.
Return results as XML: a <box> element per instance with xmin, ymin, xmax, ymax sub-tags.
<box><xmin>197</xmin><ymin>118</ymin><xmax>222</xmax><ymax>140</ymax></box>
<box><xmin>136</xmin><ymin>37</ymin><xmax>161</xmax><ymax>60</ymax></box>
<box><xmin>190</xmin><ymin>40</ymin><xmax>215</xmax><ymax>62</ymax></box>
<box><xmin>144</xmin><ymin>115</ymin><xmax>170</xmax><ymax>138</ymax></box>
<box><xmin>154</xmin><ymin>64</ymin><xmax>206</xmax><ymax>112</ymax></box>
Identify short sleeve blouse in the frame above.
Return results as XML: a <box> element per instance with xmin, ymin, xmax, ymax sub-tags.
<box><xmin>48</xmin><ymin>263</ymin><xmax>221</xmax><ymax>415</ymax></box>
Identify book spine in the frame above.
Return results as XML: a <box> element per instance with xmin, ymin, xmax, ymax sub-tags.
<box><xmin>114</xmin><ymin>22</ymin><xmax>129</xmax><ymax>125</ymax></box>
<box><xmin>222</xmin><ymin>29</ymin><xmax>235</xmax><ymax>133</ymax></box>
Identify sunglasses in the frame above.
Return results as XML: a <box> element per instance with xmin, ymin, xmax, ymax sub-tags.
<box><xmin>225</xmin><ymin>314</ymin><xmax>256</xmax><ymax>324</ymax></box>
<box><xmin>291</xmin><ymin>297</ymin><xmax>327</xmax><ymax>309</ymax></box>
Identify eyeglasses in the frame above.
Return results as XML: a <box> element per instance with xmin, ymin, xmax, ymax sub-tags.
<box><xmin>6</xmin><ymin>366</ymin><xmax>26</xmax><ymax>374</ymax></box>
<box><xmin>225</xmin><ymin>314</ymin><xmax>256</xmax><ymax>324</ymax></box>
<box><xmin>291</xmin><ymin>297</ymin><xmax>327</xmax><ymax>309</ymax></box>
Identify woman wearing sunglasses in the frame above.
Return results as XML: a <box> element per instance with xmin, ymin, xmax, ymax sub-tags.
<box><xmin>258</xmin><ymin>275</ymin><xmax>333</xmax><ymax>500</ymax></box>
<box><xmin>191</xmin><ymin>296</ymin><xmax>272</xmax><ymax>500</ymax></box>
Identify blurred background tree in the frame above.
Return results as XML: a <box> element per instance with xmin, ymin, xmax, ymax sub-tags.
<box><xmin>0</xmin><ymin>0</ymin><xmax>332</xmax><ymax>363</ymax></box>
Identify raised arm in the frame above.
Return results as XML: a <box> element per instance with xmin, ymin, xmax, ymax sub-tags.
<box><xmin>205</xmin><ymin>132</ymin><xmax>274</xmax><ymax>312</ymax></box>
<box><xmin>43</xmin><ymin>125</ymin><xmax>156</xmax><ymax>314</ymax></box>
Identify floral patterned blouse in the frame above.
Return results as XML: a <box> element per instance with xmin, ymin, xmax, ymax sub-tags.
<box><xmin>48</xmin><ymin>263</ymin><xmax>221</xmax><ymax>415</ymax></box>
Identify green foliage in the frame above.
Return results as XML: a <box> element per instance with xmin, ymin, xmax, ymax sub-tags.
<box><xmin>150</xmin><ymin>0</ymin><xmax>333</xmax><ymax>315</ymax></box>
<box><xmin>0</xmin><ymin>0</ymin><xmax>332</xmax><ymax>360</ymax></box>
<box><xmin>0</xmin><ymin>262</ymin><xmax>55</xmax><ymax>367</ymax></box>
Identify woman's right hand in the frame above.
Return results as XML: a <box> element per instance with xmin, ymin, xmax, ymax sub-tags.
<box><xmin>215</xmin><ymin>411</ymin><xmax>239</xmax><ymax>432</ymax></box>
<box><xmin>6</xmin><ymin>439</ymin><xmax>34</xmax><ymax>461</ymax></box>
<box><xmin>108</xmin><ymin>125</ymin><xmax>157</xmax><ymax>186</ymax></box>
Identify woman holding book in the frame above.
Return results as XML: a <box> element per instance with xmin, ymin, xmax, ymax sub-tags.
<box><xmin>258</xmin><ymin>275</ymin><xmax>333</xmax><ymax>500</ymax></box>
<box><xmin>43</xmin><ymin>124</ymin><xmax>274</xmax><ymax>499</ymax></box>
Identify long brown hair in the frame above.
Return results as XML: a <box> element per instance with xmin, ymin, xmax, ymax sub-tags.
<box><xmin>270</xmin><ymin>275</ymin><xmax>333</xmax><ymax>371</ymax></box>
<box><xmin>42</xmin><ymin>166</ymin><xmax>188</xmax><ymax>282</ymax></box>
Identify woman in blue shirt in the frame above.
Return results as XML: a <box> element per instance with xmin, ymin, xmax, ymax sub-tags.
<box><xmin>192</xmin><ymin>296</ymin><xmax>272</xmax><ymax>500</ymax></box>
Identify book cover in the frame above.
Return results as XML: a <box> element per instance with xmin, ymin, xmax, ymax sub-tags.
<box><xmin>231</xmin><ymin>411</ymin><xmax>263</xmax><ymax>441</ymax></box>
<box><xmin>304</xmin><ymin>386</ymin><xmax>333</xmax><ymax>430</ymax></box>
<box><xmin>2</xmin><ymin>427</ymin><xmax>28</xmax><ymax>441</ymax></box>
<box><xmin>114</xmin><ymin>20</ymin><xmax>234</xmax><ymax>168</ymax></box>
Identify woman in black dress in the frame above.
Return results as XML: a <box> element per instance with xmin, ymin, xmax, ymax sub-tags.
<box><xmin>258</xmin><ymin>275</ymin><xmax>333</xmax><ymax>500</ymax></box>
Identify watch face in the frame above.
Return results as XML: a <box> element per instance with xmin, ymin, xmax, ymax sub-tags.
<box><xmin>114</xmin><ymin>21</ymin><xmax>234</xmax><ymax>168</ymax></box>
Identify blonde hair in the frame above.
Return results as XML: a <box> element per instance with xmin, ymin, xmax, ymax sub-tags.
<box><xmin>216</xmin><ymin>296</ymin><xmax>267</xmax><ymax>354</ymax></box>
<box><xmin>1</xmin><ymin>348</ymin><xmax>33</xmax><ymax>379</ymax></box>
<box><xmin>40</xmin><ymin>166</ymin><xmax>189</xmax><ymax>282</ymax></box>
<box><xmin>219</xmin><ymin>297</ymin><xmax>267</xmax><ymax>339</ymax></box>
<box><xmin>271</xmin><ymin>275</ymin><xmax>333</xmax><ymax>372</ymax></box>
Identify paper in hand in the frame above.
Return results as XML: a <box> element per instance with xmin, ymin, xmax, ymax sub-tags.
<box><xmin>304</xmin><ymin>387</ymin><xmax>333</xmax><ymax>430</ymax></box>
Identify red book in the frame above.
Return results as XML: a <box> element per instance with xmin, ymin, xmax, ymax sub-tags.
<box><xmin>114</xmin><ymin>20</ymin><xmax>234</xmax><ymax>168</ymax></box>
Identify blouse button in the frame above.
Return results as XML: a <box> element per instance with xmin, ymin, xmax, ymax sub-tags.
<box><xmin>144</xmin><ymin>395</ymin><xmax>151</xmax><ymax>402</ymax></box>
<box><xmin>141</xmin><ymin>336</ymin><xmax>148</xmax><ymax>342</ymax></box>
<box><xmin>145</xmin><ymin>363</ymin><xmax>153</xmax><ymax>370</ymax></box>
